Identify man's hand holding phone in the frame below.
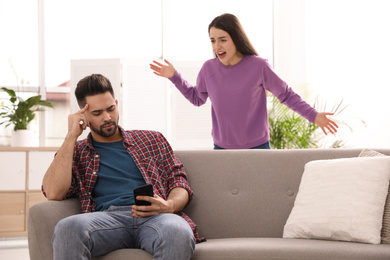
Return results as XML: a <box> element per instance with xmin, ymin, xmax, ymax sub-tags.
<box><xmin>132</xmin><ymin>184</ymin><xmax>177</xmax><ymax>218</ymax></box>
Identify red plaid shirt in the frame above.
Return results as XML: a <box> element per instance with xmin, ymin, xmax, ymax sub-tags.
<box><xmin>43</xmin><ymin>126</ymin><xmax>205</xmax><ymax>243</ymax></box>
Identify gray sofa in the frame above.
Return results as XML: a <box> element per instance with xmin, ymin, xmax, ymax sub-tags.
<box><xmin>28</xmin><ymin>149</ymin><xmax>390</xmax><ymax>259</ymax></box>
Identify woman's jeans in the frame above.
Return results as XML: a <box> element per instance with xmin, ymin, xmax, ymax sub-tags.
<box><xmin>52</xmin><ymin>205</ymin><xmax>195</xmax><ymax>260</ymax></box>
<box><xmin>214</xmin><ymin>141</ymin><xmax>271</xmax><ymax>150</ymax></box>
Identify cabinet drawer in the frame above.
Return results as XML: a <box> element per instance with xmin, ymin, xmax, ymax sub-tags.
<box><xmin>28</xmin><ymin>191</ymin><xmax>47</xmax><ymax>209</ymax></box>
<box><xmin>0</xmin><ymin>193</ymin><xmax>25</xmax><ymax>232</ymax></box>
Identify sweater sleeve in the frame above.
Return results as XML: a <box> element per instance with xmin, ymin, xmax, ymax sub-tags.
<box><xmin>169</xmin><ymin>68</ymin><xmax>208</xmax><ymax>107</ymax></box>
<box><xmin>262</xmin><ymin>60</ymin><xmax>318</xmax><ymax>123</ymax></box>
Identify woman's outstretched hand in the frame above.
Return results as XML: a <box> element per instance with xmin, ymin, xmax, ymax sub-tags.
<box><xmin>314</xmin><ymin>112</ymin><xmax>339</xmax><ymax>135</ymax></box>
<box><xmin>150</xmin><ymin>59</ymin><xmax>176</xmax><ymax>78</ymax></box>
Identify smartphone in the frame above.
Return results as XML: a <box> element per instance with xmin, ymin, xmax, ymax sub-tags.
<box><xmin>134</xmin><ymin>184</ymin><xmax>154</xmax><ymax>206</ymax></box>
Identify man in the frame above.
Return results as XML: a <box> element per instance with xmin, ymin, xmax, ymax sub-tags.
<box><xmin>42</xmin><ymin>74</ymin><xmax>203</xmax><ymax>260</ymax></box>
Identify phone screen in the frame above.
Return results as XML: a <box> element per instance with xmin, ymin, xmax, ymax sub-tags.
<box><xmin>133</xmin><ymin>184</ymin><xmax>154</xmax><ymax>206</ymax></box>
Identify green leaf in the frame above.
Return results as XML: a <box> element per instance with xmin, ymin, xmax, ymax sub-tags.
<box><xmin>0</xmin><ymin>87</ymin><xmax>53</xmax><ymax>130</ymax></box>
<box><xmin>1</xmin><ymin>87</ymin><xmax>16</xmax><ymax>97</ymax></box>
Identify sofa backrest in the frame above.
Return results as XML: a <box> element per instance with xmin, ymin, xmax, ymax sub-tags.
<box><xmin>176</xmin><ymin>148</ymin><xmax>390</xmax><ymax>240</ymax></box>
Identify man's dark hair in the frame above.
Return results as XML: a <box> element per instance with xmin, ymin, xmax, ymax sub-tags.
<box><xmin>208</xmin><ymin>13</ymin><xmax>258</xmax><ymax>57</ymax></box>
<box><xmin>75</xmin><ymin>74</ymin><xmax>115</xmax><ymax>108</ymax></box>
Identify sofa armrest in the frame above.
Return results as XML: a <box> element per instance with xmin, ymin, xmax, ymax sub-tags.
<box><xmin>28</xmin><ymin>198</ymin><xmax>81</xmax><ymax>260</ymax></box>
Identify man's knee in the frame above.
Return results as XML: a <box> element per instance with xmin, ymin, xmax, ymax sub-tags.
<box><xmin>154</xmin><ymin>214</ymin><xmax>195</xmax><ymax>254</ymax></box>
<box><xmin>53</xmin><ymin>215</ymin><xmax>88</xmax><ymax>243</ymax></box>
<box><xmin>166</xmin><ymin>214</ymin><xmax>194</xmax><ymax>244</ymax></box>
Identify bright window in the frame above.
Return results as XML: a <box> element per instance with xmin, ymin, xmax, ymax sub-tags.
<box><xmin>1</xmin><ymin>0</ymin><xmax>273</xmax><ymax>148</ymax></box>
<box><xmin>305</xmin><ymin>0</ymin><xmax>390</xmax><ymax>148</ymax></box>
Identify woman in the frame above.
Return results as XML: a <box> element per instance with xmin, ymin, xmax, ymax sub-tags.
<box><xmin>150</xmin><ymin>13</ymin><xmax>338</xmax><ymax>149</ymax></box>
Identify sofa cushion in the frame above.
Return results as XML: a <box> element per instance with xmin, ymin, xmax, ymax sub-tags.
<box><xmin>90</xmin><ymin>238</ymin><xmax>390</xmax><ymax>260</ymax></box>
<box><xmin>283</xmin><ymin>156</ymin><xmax>390</xmax><ymax>244</ymax></box>
<box><xmin>358</xmin><ymin>149</ymin><xmax>390</xmax><ymax>244</ymax></box>
<box><xmin>192</xmin><ymin>238</ymin><xmax>390</xmax><ymax>259</ymax></box>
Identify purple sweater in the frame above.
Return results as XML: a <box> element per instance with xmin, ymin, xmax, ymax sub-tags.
<box><xmin>169</xmin><ymin>55</ymin><xmax>318</xmax><ymax>149</ymax></box>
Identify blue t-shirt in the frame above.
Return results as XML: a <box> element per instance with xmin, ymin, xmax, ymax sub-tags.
<box><xmin>92</xmin><ymin>139</ymin><xmax>146</xmax><ymax>211</ymax></box>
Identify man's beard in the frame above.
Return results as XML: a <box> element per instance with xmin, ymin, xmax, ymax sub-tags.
<box><xmin>90</xmin><ymin>121</ymin><xmax>118</xmax><ymax>137</ymax></box>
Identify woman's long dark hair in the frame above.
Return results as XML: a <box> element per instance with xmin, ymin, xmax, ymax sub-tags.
<box><xmin>208</xmin><ymin>13</ymin><xmax>258</xmax><ymax>56</ymax></box>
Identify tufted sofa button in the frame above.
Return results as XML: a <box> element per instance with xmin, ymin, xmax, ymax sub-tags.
<box><xmin>231</xmin><ymin>189</ymin><xmax>239</xmax><ymax>195</ymax></box>
<box><xmin>287</xmin><ymin>190</ymin><xmax>295</xmax><ymax>196</ymax></box>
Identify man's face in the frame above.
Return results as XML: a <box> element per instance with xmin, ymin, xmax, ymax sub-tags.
<box><xmin>84</xmin><ymin>92</ymin><xmax>119</xmax><ymax>141</ymax></box>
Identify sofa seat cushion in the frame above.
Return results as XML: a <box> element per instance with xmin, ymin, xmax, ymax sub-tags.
<box><xmin>89</xmin><ymin>238</ymin><xmax>390</xmax><ymax>260</ymax></box>
<box><xmin>192</xmin><ymin>238</ymin><xmax>390</xmax><ymax>260</ymax></box>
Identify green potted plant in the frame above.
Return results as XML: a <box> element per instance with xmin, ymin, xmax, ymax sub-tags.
<box><xmin>267</xmin><ymin>91</ymin><xmax>365</xmax><ymax>149</ymax></box>
<box><xmin>0</xmin><ymin>87</ymin><xmax>53</xmax><ymax>146</ymax></box>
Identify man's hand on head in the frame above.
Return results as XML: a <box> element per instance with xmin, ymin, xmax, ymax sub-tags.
<box><xmin>67</xmin><ymin>104</ymin><xmax>89</xmax><ymax>139</ymax></box>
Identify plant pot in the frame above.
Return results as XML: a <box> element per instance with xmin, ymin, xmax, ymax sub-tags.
<box><xmin>11</xmin><ymin>129</ymin><xmax>32</xmax><ymax>147</ymax></box>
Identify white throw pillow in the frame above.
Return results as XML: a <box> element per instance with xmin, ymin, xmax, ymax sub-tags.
<box><xmin>283</xmin><ymin>156</ymin><xmax>390</xmax><ymax>244</ymax></box>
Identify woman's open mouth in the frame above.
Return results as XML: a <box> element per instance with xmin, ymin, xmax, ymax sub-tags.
<box><xmin>217</xmin><ymin>51</ymin><xmax>226</xmax><ymax>59</ymax></box>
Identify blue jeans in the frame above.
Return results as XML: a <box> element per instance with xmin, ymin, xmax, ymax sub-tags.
<box><xmin>52</xmin><ymin>205</ymin><xmax>195</xmax><ymax>260</ymax></box>
<box><xmin>214</xmin><ymin>141</ymin><xmax>271</xmax><ymax>150</ymax></box>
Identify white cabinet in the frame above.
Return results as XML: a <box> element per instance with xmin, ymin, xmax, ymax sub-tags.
<box><xmin>0</xmin><ymin>151</ymin><xmax>26</xmax><ymax>191</ymax></box>
<box><xmin>0</xmin><ymin>147</ymin><xmax>58</xmax><ymax>237</ymax></box>
<box><xmin>0</xmin><ymin>150</ymin><xmax>55</xmax><ymax>191</ymax></box>
<box><xmin>29</xmin><ymin>151</ymin><xmax>56</xmax><ymax>190</ymax></box>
